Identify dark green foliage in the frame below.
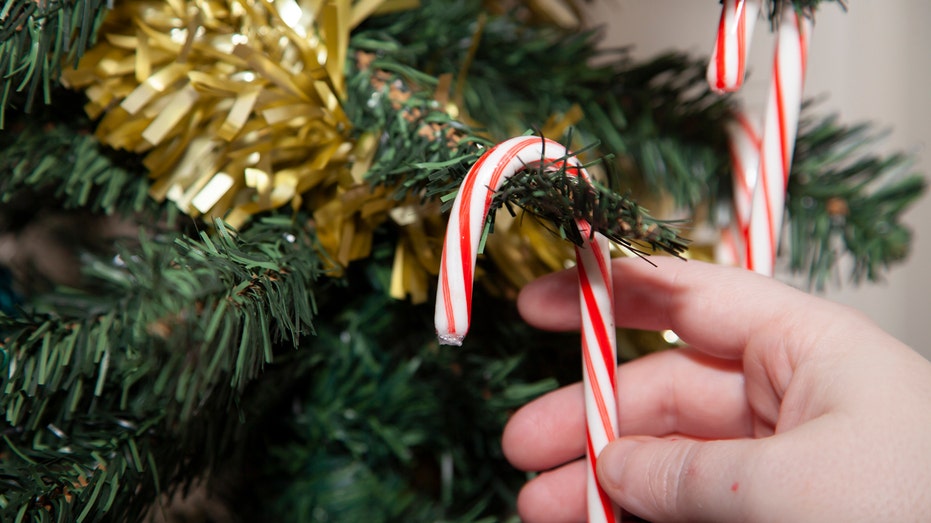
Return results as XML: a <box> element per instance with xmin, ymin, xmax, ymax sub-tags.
<box><xmin>248</xmin><ymin>252</ymin><xmax>561</xmax><ymax>522</ymax></box>
<box><xmin>0</xmin><ymin>216</ymin><xmax>326</xmax><ymax>521</ymax></box>
<box><xmin>0</xmin><ymin>100</ymin><xmax>153</xmax><ymax>219</ymax></box>
<box><xmin>342</xmin><ymin>48</ymin><xmax>489</xmax><ymax>204</ymax></box>
<box><xmin>576</xmin><ymin>51</ymin><xmax>732</xmax><ymax>209</ymax></box>
<box><xmin>490</xmin><ymin>147</ymin><xmax>690</xmax><ymax>258</ymax></box>
<box><xmin>0</xmin><ymin>0</ymin><xmax>109</xmax><ymax>126</ymax></box>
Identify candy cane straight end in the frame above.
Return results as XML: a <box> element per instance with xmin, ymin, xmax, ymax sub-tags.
<box><xmin>707</xmin><ymin>0</ymin><xmax>761</xmax><ymax>93</ymax></box>
<box><xmin>437</xmin><ymin>332</ymin><xmax>465</xmax><ymax>347</ymax></box>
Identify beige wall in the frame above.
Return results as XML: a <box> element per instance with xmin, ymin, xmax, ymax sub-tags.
<box><xmin>586</xmin><ymin>1</ymin><xmax>931</xmax><ymax>356</ymax></box>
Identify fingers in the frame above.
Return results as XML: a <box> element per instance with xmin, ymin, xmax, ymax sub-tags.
<box><xmin>597</xmin><ymin>436</ymin><xmax>763</xmax><ymax>522</ymax></box>
<box><xmin>515</xmin><ymin>460</ymin><xmax>587</xmax><ymax>523</ymax></box>
<box><xmin>513</xmin><ymin>435</ymin><xmax>765</xmax><ymax>523</ymax></box>
<box><xmin>502</xmin><ymin>377</ymin><xmax>588</xmax><ymax>471</ymax></box>
<box><xmin>518</xmin><ymin>257</ymin><xmax>840</xmax><ymax>360</ymax></box>
<box><xmin>503</xmin><ymin>347</ymin><xmax>755</xmax><ymax>472</ymax></box>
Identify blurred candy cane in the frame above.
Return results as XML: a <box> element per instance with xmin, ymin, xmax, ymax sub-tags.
<box><xmin>717</xmin><ymin>111</ymin><xmax>762</xmax><ymax>267</ymax></box>
<box><xmin>435</xmin><ymin>136</ymin><xmax>620</xmax><ymax>523</ymax></box>
<box><xmin>707</xmin><ymin>0</ymin><xmax>762</xmax><ymax>93</ymax></box>
<box><xmin>746</xmin><ymin>7</ymin><xmax>812</xmax><ymax>275</ymax></box>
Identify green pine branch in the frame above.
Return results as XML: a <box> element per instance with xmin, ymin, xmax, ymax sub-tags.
<box><xmin>0</xmin><ymin>216</ymin><xmax>326</xmax><ymax>521</ymax></box>
<box><xmin>237</xmin><ymin>239</ymin><xmax>564</xmax><ymax>521</ymax></box>
<box><xmin>353</xmin><ymin>5</ymin><xmax>733</xmax><ymax>211</ymax></box>
<box><xmin>0</xmin><ymin>105</ymin><xmax>155</xmax><ymax>219</ymax></box>
<box><xmin>256</xmin><ymin>282</ymin><xmax>558</xmax><ymax>521</ymax></box>
<box><xmin>489</xmin><ymin>143</ymin><xmax>690</xmax><ymax>258</ymax></box>
<box><xmin>787</xmin><ymin>113</ymin><xmax>926</xmax><ymax>289</ymax></box>
<box><xmin>576</xmin><ymin>51</ymin><xmax>732</xmax><ymax>210</ymax></box>
<box><xmin>343</xmin><ymin>52</ymin><xmax>488</xmax><ymax>204</ymax></box>
<box><xmin>0</xmin><ymin>0</ymin><xmax>109</xmax><ymax>126</ymax></box>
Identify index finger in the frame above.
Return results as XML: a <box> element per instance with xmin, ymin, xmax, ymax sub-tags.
<box><xmin>517</xmin><ymin>257</ymin><xmax>851</xmax><ymax>360</ymax></box>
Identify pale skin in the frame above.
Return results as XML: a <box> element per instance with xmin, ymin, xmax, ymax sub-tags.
<box><xmin>503</xmin><ymin>257</ymin><xmax>931</xmax><ymax>522</ymax></box>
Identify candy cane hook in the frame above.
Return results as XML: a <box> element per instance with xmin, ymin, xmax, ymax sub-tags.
<box><xmin>435</xmin><ymin>136</ymin><xmax>620</xmax><ymax>523</ymax></box>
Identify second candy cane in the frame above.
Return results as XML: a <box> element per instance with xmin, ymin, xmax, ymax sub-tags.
<box><xmin>435</xmin><ymin>136</ymin><xmax>620</xmax><ymax>523</ymax></box>
<box><xmin>747</xmin><ymin>7</ymin><xmax>813</xmax><ymax>275</ymax></box>
<box><xmin>707</xmin><ymin>0</ymin><xmax>761</xmax><ymax>93</ymax></box>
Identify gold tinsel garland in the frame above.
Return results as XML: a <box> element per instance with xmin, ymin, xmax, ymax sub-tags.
<box><xmin>62</xmin><ymin>0</ymin><xmax>417</xmax><ymax>229</ymax></box>
<box><xmin>60</xmin><ymin>0</ymin><xmax>641</xmax><ymax>303</ymax></box>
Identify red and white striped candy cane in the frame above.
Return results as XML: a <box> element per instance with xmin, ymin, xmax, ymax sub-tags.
<box><xmin>717</xmin><ymin>111</ymin><xmax>762</xmax><ymax>267</ymax></box>
<box><xmin>746</xmin><ymin>7</ymin><xmax>812</xmax><ymax>276</ymax></box>
<box><xmin>707</xmin><ymin>0</ymin><xmax>761</xmax><ymax>93</ymax></box>
<box><xmin>435</xmin><ymin>136</ymin><xmax>620</xmax><ymax>523</ymax></box>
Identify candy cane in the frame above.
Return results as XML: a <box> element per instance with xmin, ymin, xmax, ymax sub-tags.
<box><xmin>707</xmin><ymin>0</ymin><xmax>761</xmax><ymax>93</ymax></box>
<box><xmin>435</xmin><ymin>136</ymin><xmax>620</xmax><ymax>523</ymax></box>
<box><xmin>717</xmin><ymin>111</ymin><xmax>762</xmax><ymax>267</ymax></box>
<box><xmin>746</xmin><ymin>8</ymin><xmax>812</xmax><ymax>275</ymax></box>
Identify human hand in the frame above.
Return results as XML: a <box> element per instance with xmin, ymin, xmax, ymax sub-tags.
<box><xmin>503</xmin><ymin>258</ymin><xmax>931</xmax><ymax>522</ymax></box>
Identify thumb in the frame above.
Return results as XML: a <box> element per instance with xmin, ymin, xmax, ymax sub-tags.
<box><xmin>597</xmin><ymin>436</ymin><xmax>763</xmax><ymax>522</ymax></box>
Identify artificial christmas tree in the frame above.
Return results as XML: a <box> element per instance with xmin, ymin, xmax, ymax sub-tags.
<box><xmin>0</xmin><ymin>0</ymin><xmax>923</xmax><ymax>521</ymax></box>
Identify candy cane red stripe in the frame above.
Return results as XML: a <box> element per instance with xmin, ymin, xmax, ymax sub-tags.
<box><xmin>774</xmin><ymin>54</ymin><xmax>790</xmax><ymax>186</ymax></box>
<box><xmin>713</xmin><ymin>4</ymin><xmax>729</xmax><ymax>91</ymax></box>
<box><xmin>799</xmin><ymin>16</ymin><xmax>809</xmax><ymax>73</ymax></box>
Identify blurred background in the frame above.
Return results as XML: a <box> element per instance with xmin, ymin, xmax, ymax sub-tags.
<box><xmin>586</xmin><ymin>0</ymin><xmax>931</xmax><ymax>357</ymax></box>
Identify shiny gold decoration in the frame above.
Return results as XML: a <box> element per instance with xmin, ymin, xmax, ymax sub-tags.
<box><xmin>62</xmin><ymin>0</ymin><xmax>413</xmax><ymax>230</ymax></box>
<box><xmin>387</xmin><ymin>200</ymin><xmax>445</xmax><ymax>302</ymax></box>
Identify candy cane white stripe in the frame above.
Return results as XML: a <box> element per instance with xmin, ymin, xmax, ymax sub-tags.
<box><xmin>747</xmin><ymin>8</ymin><xmax>812</xmax><ymax>275</ymax></box>
<box><xmin>707</xmin><ymin>0</ymin><xmax>761</xmax><ymax>93</ymax></box>
<box><xmin>435</xmin><ymin>136</ymin><xmax>619</xmax><ymax>523</ymax></box>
